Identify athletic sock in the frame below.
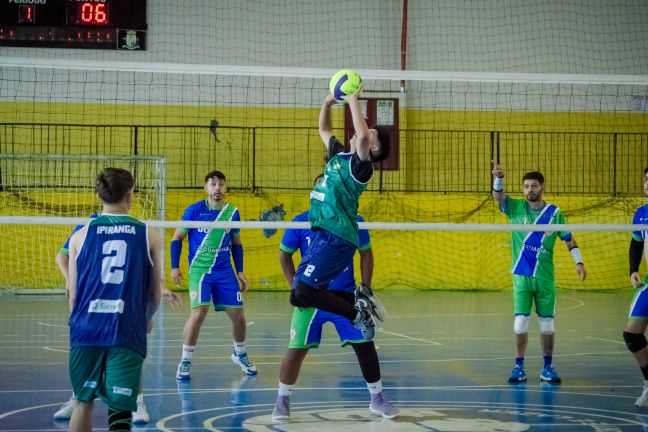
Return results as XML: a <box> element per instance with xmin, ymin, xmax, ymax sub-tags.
<box><xmin>515</xmin><ymin>357</ymin><xmax>524</xmax><ymax>367</ymax></box>
<box><xmin>182</xmin><ymin>344</ymin><xmax>195</xmax><ymax>361</ymax></box>
<box><xmin>543</xmin><ymin>355</ymin><xmax>552</xmax><ymax>367</ymax></box>
<box><xmin>278</xmin><ymin>382</ymin><xmax>293</xmax><ymax>397</ymax></box>
<box><xmin>234</xmin><ymin>341</ymin><xmax>246</xmax><ymax>355</ymax></box>
<box><xmin>366</xmin><ymin>379</ymin><xmax>383</xmax><ymax>395</ymax></box>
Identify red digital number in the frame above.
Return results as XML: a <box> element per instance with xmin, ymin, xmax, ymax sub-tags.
<box><xmin>79</xmin><ymin>2</ymin><xmax>108</xmax><ymax>25</ymax></box>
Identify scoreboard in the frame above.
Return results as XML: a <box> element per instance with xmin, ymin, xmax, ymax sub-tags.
<box><xmin>0</xmin><ymin>0</ymin><xmax>146</xmax><ymax>50</ymax></box>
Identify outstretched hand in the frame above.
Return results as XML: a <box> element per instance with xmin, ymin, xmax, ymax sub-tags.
<box><xmin>491</xmin><ymin>160</ymin><xmax>505</xmax><ymax>178</ymax></box>
<box><xmin>341</xmin><ymin>83</ymin><xmax>363</xmax><ymax>103</ymax></box>
<box><xmin>324</xmin><ymin>94</ymin><xmax>338</xmax><ymax>106</ymax></box>
<box><xmin>576</xmin><ymin>263</ymin><xmax>587</xmax><ymax>281</ymax></box>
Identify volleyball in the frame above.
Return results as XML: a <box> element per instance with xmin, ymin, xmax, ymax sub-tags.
<box><xmin>329</xmin><ymin>69</ymin><xmax>362</xmax><ymax>102</ymax></box>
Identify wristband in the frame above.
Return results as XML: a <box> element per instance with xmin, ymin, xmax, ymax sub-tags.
<box><xmin>170</xmin><ymin>239</ymin><xmax>182</xmax><ymax>269</ymax></box>
<box><xmin>232</xmin><ymin>243</ymin><xmax>244</xmax><ymax>273</ymax></box>
<box><xmin>493</xmin><ymin>176</ymin><xmax>504</xmax><ymax>192</ymax></box>
<box><xmin>569</xmin><ymin>247</ymin><xmax>583</xmax><ymax>265</ymax></box>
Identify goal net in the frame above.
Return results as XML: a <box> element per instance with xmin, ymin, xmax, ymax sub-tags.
<box><xmin>0</xmin><ymin>154</ymin><xmax>165</xmax><ymax>289</ymax></box>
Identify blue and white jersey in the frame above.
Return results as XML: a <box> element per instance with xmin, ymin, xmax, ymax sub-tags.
<box><xmin>69</xmin><ymin>214</ymin><xmax>153</xmax><ymax>357</ymax></box>
<box><xmin>632</xmin><ymin>203</ymin><xmax>648</xmax><ymax>241</ymax></box>
<box><xmin>59</xmin><ymin>213</ymin><xmax>99</xmax><ymax>256</ymax></box>
<box><xmin>180</xmin><ymin>200</ymin><xmax>240</xmax><ymax>275</ymax></box>
<box><xmin>280</xmin><ymin>210</ymin><xmax>370</xmax><ymax>292</ymax></box>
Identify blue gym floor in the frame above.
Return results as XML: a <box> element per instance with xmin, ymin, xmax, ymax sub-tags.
<box><xmin>1</xmin><ymin>289</ymin><xmax>647</xmax><ymax>431</ymax></box>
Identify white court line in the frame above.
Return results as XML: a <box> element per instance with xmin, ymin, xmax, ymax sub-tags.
<box><xmin>37</xmin><ymin>321</ymin><xmax>66</xmax><ymax>328</ymax></box>
<box><xmin>43</xmin><ymin>346</ymin><xmax>68</xmax><ymax>354</ymax></box>
<box><xmin>378</xmin><ymin>328</ymin><xmax>442</xmax><ymax>345</ymax></box>
<box><xmin>586</xmin><ymin>336</ymin><xmax>625</xmax><ymax>345</ymax></box>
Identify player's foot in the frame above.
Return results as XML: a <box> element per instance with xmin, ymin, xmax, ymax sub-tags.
<box><xmin>636</xmin><ymin>385</ymin><xmax>648</xmax><ymax>407</ymax></box>
<box><xmin>539</xmin><ymin>364</ymin><xmax>561</xmax><ymax>383</ymax></box>
<box><xmin>352</xmin><ymin>303</ymin><xmax>376</xmax><ymax>341</ymax></box>
<box><xmin>231</xmin><ymin>352</ymin><xmax>258</xmax><ymax>376</ymax></box>
<box><xmin>508</xmin><ymin>364</ymin><xmax>527</xmax><ymax>383</ymax></box>
<box><xmin>53</xmin><ymin>397</ymin><xmax>75</xmax><ymax>420</ymax></box>
<box><xmin>176</xmin><ymin>359</ymin><xmax>192</xmax><ymax>380</ymax></box>
<box><xmin>355</xmin><ymin>283</ymin><xmax>386</xmax><ymax>322</ymax></box>
<box><xmin>272</xmin><ymin>395</ymin><xmax>291</xmax><ymax>420</ymax></box>
<box><xmin>369</xmin><ymin>392</ymin><xmax>400</xmax><ymax>419</ymax></box>
<box><xmin>132</xmin><ymin>399</ymin><xmax>150</xmax><ymax>424</ymax></box>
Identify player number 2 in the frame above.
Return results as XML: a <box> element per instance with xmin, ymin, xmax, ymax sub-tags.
<box><xmin>101</xmin><ymin>240</ymin><xmax>127</xmax><ymax>284</ymax></box>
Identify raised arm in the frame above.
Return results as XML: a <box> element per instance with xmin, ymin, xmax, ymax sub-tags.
<box><xmin>344</xmin><ymin>86</ymin><xmax>371</xmax><ymax>160</ymax></box>
<box><xmin>319</xmin><ymin>94</ymin><xmax>337</xmax><ymax>147</ymax></box>
<box><xmin>491</xmin><ymin>161</ymin><xmax>506</xmax><ymax>205</ymax></box>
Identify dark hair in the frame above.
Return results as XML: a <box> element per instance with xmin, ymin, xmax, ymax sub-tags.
<box><xmin>522</xmin><ymin>171</ymin><xmax>545</xmax><ymax>185</ymax></box>
<box><xmin>95</xmin><ymin>167</ymin><xmax>135</xmax><ymax>204</ymax></box>
<box><xmin>370</xmin><ymin>125</ymin><xmax>391</xmax><ymax>163</ymax></box>
<box><xmin>313</xmin><ymin>173</ymin><xmax>324</xmax><ymax>187</ymax></box>
<box><xmin>644</xmin><ymin>167</ymin><xmax>648</xmax><ymax>175</ymax></box>
<box><xmin>204</xmin><ymin>170</ymin><xmax>226</xmax><ymax>183</ymax></box>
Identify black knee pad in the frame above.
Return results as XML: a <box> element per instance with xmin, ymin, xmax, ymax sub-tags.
<box><xmin>623</xmin><ymin>331</ymin><xmax>647</xmax><ymax>353</ymax></box>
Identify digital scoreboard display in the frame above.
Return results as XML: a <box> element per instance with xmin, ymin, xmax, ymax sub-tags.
<box><xmin>0</xmin><ymin>0</ymin><xmax>146</xmax><ymax>50</ymax></box>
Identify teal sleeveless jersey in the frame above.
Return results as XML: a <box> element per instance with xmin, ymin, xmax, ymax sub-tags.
<box><xmin>309</xmin><ymin>151</ymin><xmax>371</xmax><ymax>247</ymax></box>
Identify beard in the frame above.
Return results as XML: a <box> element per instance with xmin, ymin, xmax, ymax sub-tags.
<box><xmin>526</xmin><ymin>194</ymin><xmax>540</xmax><ymax>202</ymax></box>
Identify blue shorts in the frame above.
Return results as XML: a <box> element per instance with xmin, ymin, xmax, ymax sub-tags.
<box><xmin>629</xmin><ymin>284</ymin><xmax>648</xmax><ymax>318</ymax></box>
<box><xmin>294</xmin><ymin>229</ymin><xmax>357</xmax><ymax>289</ymax></box>
<box><xmin>289</xmin><ymin>306</ymin><xmax>365</xmax><ymax>349</ymax></box>
<box><xmin>188</xmin><ymin>267</ymin><xmax>243</xmax><ymax>311</ymax></box>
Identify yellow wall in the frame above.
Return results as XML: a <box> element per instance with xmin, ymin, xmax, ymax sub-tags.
<box><xmin>1</xmin><ymin>102</ymin><xmax>647</xmax><ymax>290</ymax></box>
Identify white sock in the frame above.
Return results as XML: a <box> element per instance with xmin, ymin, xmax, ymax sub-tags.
<box><xmin>182</xmin><ymin>344</ymin><xmax>195</xmax><ymax>361</ymax></box>
<box><xmin>234</xmin><ymin>341</ymin><xmax>246</xmax><ymax>355</ymax></box>
<box><xmin>367</xmin><ymin>379</ymin><xmax>383</xmax><ymax>395</ymax></box>
<box><xmin>278</xmin><ymin>382</ymin><xmax>293</xmax><ymax>397</ymax></box>
<box><xmin>643</xmin><ymin>379</ymin><xmax>648</xmax><ymax>389</ymax></box>
<box><xmin>137</xmin><ymin>392</ymin><xmax>144</xmax><ymax>403</ymax></box>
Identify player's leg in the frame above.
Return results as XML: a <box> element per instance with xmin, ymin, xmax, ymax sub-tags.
<box><xmin>535</xmin><ymin>279</ymin><xmax>560</xmax><ymax>383</ymax></box>
<box><xmin>69</xmin><ymin>400</ymin><xmax>93</xmax><ymax>432</ymax></box>
<box><xmin>273</xmin><ymin>306</ymin><xmax>323</xmax><ymax>420</ymax></box>
<box><xmin>68</xmin><ymin>347</ymin><xmax>106</xmax><ymax>431</ymax></box>
<box><xmin>214</xmin><ymin>270</ymin><xmax>257</xmax><ymax>375</ymax></box>
<box><xmin>177</xmin><ymin>272</ymin><xmax>212</xmax><ymax>380</ymax></box>
<box><xmin>510</xmin><ymin>275</ymin><xmax>533</xmax><ymax>383</ymax></box>
<box><xmin>624</xmin><ymin>284</ymin><xmax>648</xmax><ymax>406</ymax></box>
<box><xmin>100</xmin><ymin>346</ymin><xmax>144</xmax><ymax>431</ymax></box>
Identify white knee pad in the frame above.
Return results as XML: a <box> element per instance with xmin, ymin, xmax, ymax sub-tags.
<box><xmin>513</xmin><ymin>315</ymin><xmax>530</xmax><ymax>334</ymax></box>
<box><xmin>538</xmin><ymin>317</ymin><xmax>555</xmax><ymax>335</ymax></box>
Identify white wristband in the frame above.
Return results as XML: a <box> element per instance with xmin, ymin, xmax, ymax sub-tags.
<box><xmin>493</xmin><ymin>176</ymin><xmax>504</xmax><ymax>192</ymax></box>
<box><xmin>570</xmin><ymin>247</ymin><xmax>583</xmax><ymax>265</ymax></box>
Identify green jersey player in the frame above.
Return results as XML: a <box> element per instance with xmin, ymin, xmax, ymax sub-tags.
<box><xmin>291</xmin><ymin>87</ymin><xmax>391</xmax><ymax>341</ymax></box>
<box><xmin>492</xmin><ymin>162</ymin><xmax>587</xmax><ymax>384</ymax></box>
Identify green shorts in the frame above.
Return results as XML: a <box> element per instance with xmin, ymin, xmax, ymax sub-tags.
<box><xmin>513</xmin><ymin>274</ymin><xmax>556</xmax><ymax>317</ymax></box>
<box><xmin>69</xmin><ymin>346</ymin><xmax>144</xmax><ymax>412</ymax></box>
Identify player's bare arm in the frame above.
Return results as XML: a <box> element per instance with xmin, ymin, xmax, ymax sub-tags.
<box><xmin>279</xmin><ymin>250</ymin><xmax>296</xmax><ymax>287</ymax></box>
<box><xmin>359</xmin><ymin>248</ymin><xmax>374</xmax><ymax>288</ymax></box>
<box><xmin>318</xmin><ymin>94</ymin><xmax>337</xmax><ymax>146</ymax></box>
<box><xmin>344</xmin><ymin>86</ymin><xmax>371</xmax><ymax>160</ymax></box>
<box><xmin>565</xmin><ymin>237</ymin><xmax>587</xmax><ymax>281</ymax></box>
<box><xmin>66</xmin><ymin>226</ymin><xmax>88</xmax><ymax>312</ymax></box>
<box><xmin>491</xmin><ymin>160</ymin><xmax>506</xmax><ymax>204</ymax></box>
<box><xmin>170</xmin><ymin>228</ymin><xmax>187</xmax><ymax>285</ymax></box>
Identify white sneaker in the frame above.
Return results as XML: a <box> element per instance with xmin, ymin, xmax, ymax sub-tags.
<box><xmin>132</xmin><ymin>400</ymin><xmax>150</xmax><ymax>424</ymax></box>
<box><xmin>53</xmin><ymin>397</ymin><xmax>74</xmax><ymax>420</ymax></box>
<box><xmin>636</xmin><ymin>386</ymin><xmax>648</xmax><ymax>407</ymax></box>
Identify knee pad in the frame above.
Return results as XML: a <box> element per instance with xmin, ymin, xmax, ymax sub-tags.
<box><xmin>513</xmin><ymin>315</ymin><xmax>530</xmax><ymax>334</ymax></box>
<box><xmin>624</xmin><ymin>331</ymin><xmax>648</xmax><ymax>353</ymax></box>
<box><xmin>538</xmin><ymin>317</ymin><xmax>555</xmax><ymax>335</ymax></box>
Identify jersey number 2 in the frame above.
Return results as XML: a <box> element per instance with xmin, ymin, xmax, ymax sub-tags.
<box><xmin>101</xmin><ymin>240</ymin><xmax>127</xmax><ymax>284</ymax></box>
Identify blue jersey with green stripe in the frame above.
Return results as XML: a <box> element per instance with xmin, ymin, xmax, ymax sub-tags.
<box><xmin>180</xmin><ymin>200</ymin><xmax>240</xmax><ymax>276</ymax></box>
